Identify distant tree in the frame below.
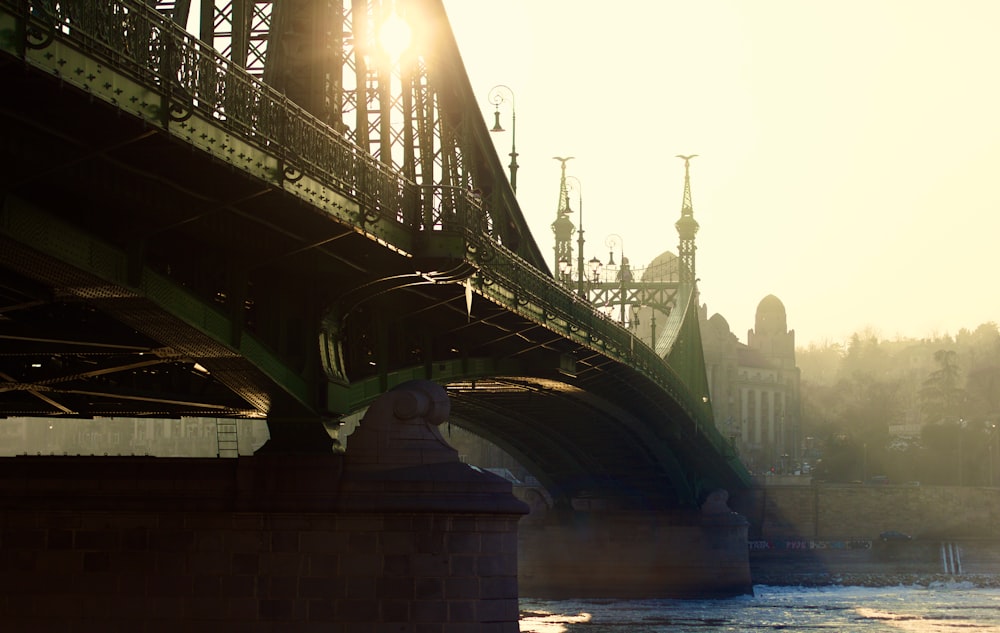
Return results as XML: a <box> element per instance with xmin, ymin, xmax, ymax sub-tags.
<box><xmin>881</xmin><ymin>435</ymin><xmax>922</xmax><ymax>484</ymax></box>
<box><xmin>811</xmin><ymin>433</ymin><xmax>863</xmax><ymax>482</ymax></box>
<box><xmin>966</xmin><ymin>365</ymin><xmax>1000</xmax><ymax>421</ymax></box>
<box><xmin>797</xmin><ymin>343</ymin><xmax>848</xmax><ymax>449</ymax></box>
<box><xmin>918</xmin><ymin>419</ymin><xmax>993</xmax><ymax>486</ymax></box>
<box><xmin>797</xmin><ymin>325</ymin><xmax>1000</xmax><ymax>485</ymax></box>
<box><xmin>955</xmin><ymin>322</ymin><xmax>1000</xmax><ymax>355</ymax></box>
<box><xmin>841</xmin><ymin>372</ymin><xmax>899</xmax><ymax>441</ymax></box>
<box><xmin>797</xmin><ymin>341</ymin><xmax>844</xmax><ymax>385</ymax></box>
<box><xmin>963</xmin><ymin>323</ymin><xmax>1000</xmax><ymax>422</ymax></box>
<box><xmin>840</xmin><ymin>330</ymin><xmax>892</xmax><ymax>381</ymax></box>
<box><xmin>919</xmin><ymin>422</ymin><xmax>961</xmax><ymax>484</ymax></box>
<box><xmin>919</xmin><ymin>349</ymin><xmax>967</xmax><ymax>425</ymax></box>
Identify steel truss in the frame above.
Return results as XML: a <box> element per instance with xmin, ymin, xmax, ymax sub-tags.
<box><xmin>152</xmin><ymin>0</ymin><xmax>504</xmax><ymax>243</ymax></box>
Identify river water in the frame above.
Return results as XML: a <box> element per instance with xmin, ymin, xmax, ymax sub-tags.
<box><xmin>519</xmin><ymin>582</ymin><xmax>1000</xmax><ymax>632</ymax></box>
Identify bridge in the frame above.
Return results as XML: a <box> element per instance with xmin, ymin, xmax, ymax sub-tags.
<box><xmin>0</xmin><ymin>0</ymin><xmax>752</xmax><ymax>626</ymax></box>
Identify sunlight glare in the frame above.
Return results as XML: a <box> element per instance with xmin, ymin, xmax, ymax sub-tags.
<box><xmin>854</xmin><ymin>607</ymin><xmax>951</xmax><ymax>632</ymax></box>
<box><xmin>378</xmin><ymin>8</ymin><xmax>412</xmax><ymax>61</ymax></box>
<box><xmin>519</xmin><ymin>610</ymin><xmax>592</xmax><ymax>633</ymax></box>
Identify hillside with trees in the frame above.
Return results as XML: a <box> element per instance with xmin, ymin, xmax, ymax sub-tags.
<box><xmin>797</xmin><ymin>323</ymin><xmax>1000</xmax><ymax>486</ymax></box>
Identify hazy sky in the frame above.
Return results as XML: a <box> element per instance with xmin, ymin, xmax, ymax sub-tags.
<box><xmin>441</xmin><ymin>1</ymin><xmax>1000</xmax><ymax>347</ymax></box>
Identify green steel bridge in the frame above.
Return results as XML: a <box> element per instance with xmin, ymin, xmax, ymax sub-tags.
<box><xmin>0</xmin><ymin>0</ymin><xmax>750</xmax><ymax>511</ymax></box>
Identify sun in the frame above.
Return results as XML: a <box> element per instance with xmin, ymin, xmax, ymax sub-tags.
<box><xmin>378</xmin><ymin>6</ymin><xmax>412</xmax><ymax>61</ymax></box>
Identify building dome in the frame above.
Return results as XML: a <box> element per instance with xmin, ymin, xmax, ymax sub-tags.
<box><xmin>641</xmin><ymin>251</ymin><xmax>682</xmax><ymax>283</ymax></box>
<box><xmin>754</xmin><ymin>294</ymin><xmax>787</xmax><ymax>335</ymax></box>
<box><xmin>707</xmin><ymin>312</ymin><xmax>731</xmax><ymax>336</ymax></box>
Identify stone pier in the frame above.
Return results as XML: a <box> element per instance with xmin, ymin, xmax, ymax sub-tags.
<box><xmin>518</xmin><ymin>489</ymin><xmax>753</xmax><ymax>599</ymax></box>
<box><xmin>0</xmin><ymin>380</ymin><xmax>528</xmax><ymax>630</ymax></box>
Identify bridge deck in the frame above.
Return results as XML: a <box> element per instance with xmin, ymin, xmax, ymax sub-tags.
<box><xmin>0</xmin><ymin>0</ymin><xmax>750</xmax><ymax>508</ymax></box>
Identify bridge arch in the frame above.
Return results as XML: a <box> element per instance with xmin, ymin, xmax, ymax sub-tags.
<box><xmin>333</xmin><ymin>349</ymin><xmax>745</xmax><ymax>510</ymax></box>
<box><xmin>0</xmin><ymin>0</ymin><xmax>749</xmax><ymax>514</ymax></box>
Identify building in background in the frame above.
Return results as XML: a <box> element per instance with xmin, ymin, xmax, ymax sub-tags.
<box><xmin>700</xmin><ymin>294</ymin><xmax>801</xmax><ymax>474</ymax></box>
<box><xmin>627</xmin><ymin>249</ymin><xmax>803</xmax><ymax>475</ymax></box>
<box><xmin>448</xmin><ymin>252</ymin><xmax>803</xmax><ymax>479</ymax></box>
<box><xmin>0</xmin><ymin>417</ymin><xmax>269</xmax><ymax>457</ymax></box>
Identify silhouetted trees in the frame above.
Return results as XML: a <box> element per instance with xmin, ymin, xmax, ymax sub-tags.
<box><xmin>919</xmin><ymin>349</ymin><xmax>967</xmax><ymax>425</ymax></box>
<box><xmin>798</xmin><ymin>322</ymin><xmax>1000</xmax><ymax>486</ymax></box>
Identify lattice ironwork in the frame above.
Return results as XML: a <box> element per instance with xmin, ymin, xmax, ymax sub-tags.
<box><xmin>180</xmin><ymin>1</ymin><xmax>489</xmax><ymax>238</ymax></box>
<box><xmin>207</xmin><ymin>1</ymin><xmax>273</xmax><ymax>76</ymax></box>
<box><xmin>153</xmin><ymin>0</ymin><xmax>191</xmax><ymax>25</ymax></box>
<box><xmin>0</xmin><ymin>0</ymin><xmax>750</xmax><ymax>491</ymax></box>
<box><xmin>13</xmin><ymin>0</ymin><xmax>497</xmax><ymax>235</ymax></box>
<box><xmin>3</xmin><ymin>0</ymin><xmax>715</xmax><ymax>412</ymax></box>
<box><xmin>675</xmin><ymin>154</ymin><xmax>699</xmax><ymax>286</ymax></box>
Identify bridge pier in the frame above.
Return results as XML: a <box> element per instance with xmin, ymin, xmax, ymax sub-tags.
<box><xmin>517</xmin><ymin>491</ymin><xmax>752</xmax><ymax>599</ymax></box>
<box><xmin>0</xmin><ymin>381</ymin><xmax>528</xmax><ymax>630</ymax></box>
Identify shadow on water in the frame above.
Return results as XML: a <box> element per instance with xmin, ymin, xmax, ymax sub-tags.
<box><xmin>726</xmin><ymin>484</ymin><xmax>837</xmax><ymax>586</ymax></box>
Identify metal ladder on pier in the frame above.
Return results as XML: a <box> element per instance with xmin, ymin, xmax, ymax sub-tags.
<box><xmin>216</xmin><ymin>419</ymin><xmax>239</xmax><ymax>458</ymax></box>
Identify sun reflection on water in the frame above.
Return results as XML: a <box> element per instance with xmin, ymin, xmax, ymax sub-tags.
<box><xmin>854</xmin><ymin>606</ymin><xmax>956</xmax><ymax>632</ymax></box>
<box><xmin>519</xmin><ymin>610</ymin><xmax>593</xmax><ymax>633</ymax></box>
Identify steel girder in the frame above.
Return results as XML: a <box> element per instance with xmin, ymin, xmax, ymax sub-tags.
<box><xmin>0</xmin><ymin>0</ymin><xmax>750</xmax><ymax>504</ymax></box>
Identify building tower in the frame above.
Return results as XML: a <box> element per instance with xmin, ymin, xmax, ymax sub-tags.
<box><xmin>746</xmin><ymin>295</ymin><xmax>800</xmax><ymax>469</ymax></box>
<box><xmin>675</xmin><ymin>155</ymin><xmax>699</xmax><ymax>289</ymax></box>
<box><xmin>551</xmin><ymin>156</ymin><xmax>575</xmax><ymax>281</ymax></box>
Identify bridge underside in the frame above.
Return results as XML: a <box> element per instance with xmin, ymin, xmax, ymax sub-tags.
<box><xmin>0</xmin><ymin>57</ymin><xmax>325</xmax><ymax>418</ymax></box>
<box><xmin>0</xmin><ymin>2</ymin><xmax>748</xmax><ymax>510</ymax></box>
<box><xmin>445</xmin><ymin>377</ymin><xmax>681</xmax><ymax>509</ymax></box>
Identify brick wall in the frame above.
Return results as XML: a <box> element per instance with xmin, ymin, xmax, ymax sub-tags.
<box><xmin>0</xmin><ymin>455</ymin><xmax>526</xmax><ymax>631</ymax></box>
<box><xmin>518</xmin><ymin>511</ymin><xmax>752</xmax><ymax>599</ymax></box>
<box><xmin>732</xmin><ymin>484</ymin><xmax>1000</xmax><ymax>540</ymax></box>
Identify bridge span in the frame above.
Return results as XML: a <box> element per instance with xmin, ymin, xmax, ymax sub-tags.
<box><xmin>0</xmin><ymin>0</ymin><xmax>752</xmax><ymax>627</ymax></box>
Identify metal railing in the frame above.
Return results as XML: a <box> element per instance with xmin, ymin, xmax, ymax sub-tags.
<box><xmin>2</xmin><ymin>0</ymin><xmax>735</xmax><ymax>461</ymax></box>
<box><xmin>466</xmin><ymin>234</ymin><xmax>729</xmax><ymax>456</ymax></box>
<box><xmin>10</xmin><ymin>0</ymin><xmax>428</xmax><ymax>227</ymax></box>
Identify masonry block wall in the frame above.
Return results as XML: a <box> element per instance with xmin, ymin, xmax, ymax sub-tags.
<box><xmin>0</xmin><ymin>454</ymin><xmax>526</xmax><ymax>631</ymax></box>
<box><xmin>0</xmin><ymin>378</ymin><xmax>529</xmax><ymax>631</ymax></box>
<box><xmin>518</xmin><ymin>511</ymin><xmax>751</xmax><ymax>599</ymax></box>
<box><xmin>732</xmin><ymin>484</ymin><xmax>1000</xmax><ymax>540</ymax></box>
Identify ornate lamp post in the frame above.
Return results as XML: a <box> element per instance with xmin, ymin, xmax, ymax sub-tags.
<box><xmin>488</xmin><ymin>85</ymin><xmax>518</xmax><ymax>193</ymax></box>
<box><xmin>605</xmin><ymin>234</ymin><xmax>629</xmax><ymax>325</ymax></box>
<box><xmin>543</xmin><ymin>160</ymin><xmax>696</xmax><ymax>349</ymax></box>
<box><xmin>566</xmin><ymin>175</ymin><xmax>585</xmax><ymax>297</ymax></box>
<box><xmin>556</xmin><ymin>257</ymin><xmax>569</xmax><ymax>283</ymax></box>
<box><xmin>551</xmin><ymin>157</ymin><xmax>574</xmax><ymax>279</ymax></box>
<box><xmin>990</xmin><ymin>423</ymin><xmax>998</xmax><ymax>487</ymax></box>
<box><xmin>588</xmin><ymin>256</ymin><xmax>602</xmax><ymax>283</ymax></box>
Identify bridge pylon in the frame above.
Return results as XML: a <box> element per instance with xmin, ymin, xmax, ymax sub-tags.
<box><xmin>551</xmin><ymin>156</ymin><xmax>576</xmax><ymax>280</ymax></box>
<box><xmin>675</xmin><ymin>154</ymin><xmax>700</xmax><ymax>289</ymax></box>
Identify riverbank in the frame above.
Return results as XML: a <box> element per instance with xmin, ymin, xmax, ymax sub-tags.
<box><xmin>750</xmin><ymin>538</ymin><xmax>1000</xmax><ymax>588</ymax></box>
<box><xmin>751</xmin><ymin>571</ymin><xmax>1000</xmax><ymax>588</ymax></box>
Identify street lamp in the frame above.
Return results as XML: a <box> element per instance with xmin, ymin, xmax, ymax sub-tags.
<box><xmin>605</xmin><ymin>234</ymin><xmax>629</xmax><ymax>325</ymax></box>
<box><xmin>566</xmin><ymin>175</ymin><xmax>585</xmax><ymax>297</ymax></box>
<box><xmin>862</xmin><ymin>442</ymin><xmax>868</xmax><ymax>483</ymax></box>
<box><xmin>588</xmin><ymin>256</ymin><xmax>602</xmax><ymax>283</ymax></box>
<box><xmin>990</xmin><ymin>423</ymin><xmax>998</xmax><ymax>487</ymax></box>
<box><xmin>958</xmin><ymin>418</ymin><xmax>965</xmax><ymax>486</ymax></box>
<box><xmin>488</xmin><ymin>85</ymin><xmax>518</xmax><ymax>193</ymax></box>
<box><xmin>557</xmin><ymin>257</ymin><xmax>572</xmax><ymax>284</ymax></box>
<box><xmin>605</xmin><ymin>234</ymin><xmax>620</xmax><ymax>267</ymax></box>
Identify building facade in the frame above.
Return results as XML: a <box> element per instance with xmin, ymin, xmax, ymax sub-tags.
<box><xmin>700</xmin><ymin>295</ymin><xmax>801</xmax><ymax>474</ymax></box>
<box><xmin>625</xmin><ymin>250</ymin><xmax>802</xmax><ymax>475</ymax></box>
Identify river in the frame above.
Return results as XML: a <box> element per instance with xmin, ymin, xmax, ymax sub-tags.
<box><xmin>519</xmin><ymin>582</ymin><xmax>1000</xmax><ymax>632</ymax></box>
